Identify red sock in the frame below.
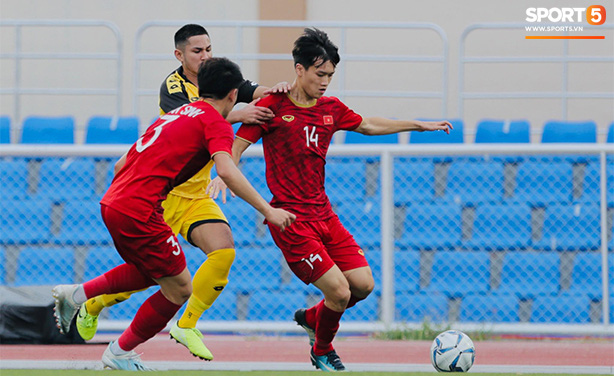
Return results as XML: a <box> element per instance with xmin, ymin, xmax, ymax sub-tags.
<box><xmin>346</xmin><ymin>294</ymin><xmax>364</xmax><ymax>309</ymax></box>
<box><xmin>314</xmin><ymin>302</ymin><xmax>343</xmax><ymax>356</ymax></box>
<box><xmin>117</xmin><ymin>290</ymin><xmax>182</xmax><ymax>351</ymax></box>
<box><xmin>83</xmin><ymin>263</ymin><xmax>155</xmax><ymax>299</ymax></box>
<box><xmin>304</xmin><ymin>299</ymin><xmax>324</xmax><ymax>329</ymax></box>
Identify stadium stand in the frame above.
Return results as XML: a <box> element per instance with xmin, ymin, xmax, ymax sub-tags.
<box><xmin>0</xmin><ymin>200</ymin><xmax>52</xmax><ymax>245</ymax></box>
<box><xmin>21</xmin><ymin>116</ymin><xmax>74</xmax><ymax>144</ymax></box>
<box><xmin>240</xmin><ymin>158</ymin><xmax>271</xmax><ymax>200</ymax></box>
<box><xmin>474</xmin><ymin>119</ymin><xmax>530</xmax><ymax>143</ymax></box>
<box><xmin>0</xmin><ymin>247</ymin><xmax>5</xmax><ymax>284</ymax></box>
<box><xmin>230</xmin><ymin>246</ymin><xmax>281</xmax><ymax>293</ymax></box>
<box><xmin>247</xmin><ymin>290</ymin><xmax>307</xmax><ymax>321</ymax></box>
<box><xmin>460</xmin><ymin>293</ymin><xmax>519</xmax><ymax>323</ymax></box>
<box><xmin>530</xmin><ymin>294</ymin><xmax>590</xmax><ymax>323</ymax></box>
<box><xmin>396</xmin><ymin>203</ymin><xmax>462</xmax><ymax>249</ymax></box>
<box><xmin>511</xmin><ymin>162</ymin><xmax>573</xmax><ymax>206</ymax></box>
<box><xmin>336</xmin><ymin>199</ymin><xmax>381</xmax><ymax>248</ymax></box>
<box><xmin>541</xmin><ymin>120</ymin><xmax>597</xmax><ymax>143</ymax></box>
<box><xmin>82</xmin><ymin>246</ymin><xmax>125</xmax><ymax>282</ymax></box>
<box><xmin>464</xmin><ymin>204</ymin><xmax>532</xmax><ymax>251</ymax></box>
<box><xmin>325</xmin><ymin>159</ymin><xmax>368</xmax><ymax>203</ymax></box>
<box><xmin>607</xmin><ymin>122</ymin><xmax>614</xmax><ymax>143</ymax></box>
<box><xmin>424</xmin><ymin>251</ymin><xmax>490</xmax><ymax>297</ymax></box>
<box><xmin>55</xmin><ymin>200</ymin><xmax>112</xmax><ymax>246</ymax></box>
<box><xmin>568</xmin><ymin>252</ymin><xmax>614</xmax><ymax>299</ymax></box>
<box><xmin>36</xmin><ymin>158</ymin><xmax>96</xmax><ymax>201</ymax></box>
<box><xmin>220</xmin><ymin>200</ymin><xmax>258</xmax><ymax>247</ymax></box>
<box><xmin>344</xmin><ymin>131</ymin><xmax>399</xmax><ymax>144</ymax></box>
<box><xmin>580</xmin><ymin>162</ymin><xmax>614</xmax><ymax>206</ymax></box>
<box><xmin>393</xmin><ymin>159</ymin><xmax>435</xmax><ymax>204</ymax></box>
<box><xmin>393</xmin><ymin>250</ymin><xmax>420</xmax><ymax>293</ymax></box>
<box><xmin>534</xmin><ymin>204</ymin><xmax>601</xmax><ymax>251</ymax></box>
<box><xmin>85</xmin><ymin>116</ymin><xmax>140</xmax><ymax>144</ymax></box>
<box><xmin>0</xmin><ymin>158</ymin><xmax>28</xmax><ymax>199</ymax></box>
<box><xmin>0</xmin><ymin>116</ymin><xmax>10</xmax><ymax>143</ymax></box>
<box><xmin>442</xmin><ymin>161</ymin><xmax>504</xmax><ymax>205</ymax></box>
<box><xmin>343</xmin><ymin>293</ymin><xmax>378</xmax><ymax>321</ymax></box>
<box><xmin>14</xmin><ymin>247</ymin><xmax>74</xmax><ymax>286</ymax></box>
<box><xmin>494</xmin><ymin>252</ymin><xmax>560</xmax><ymax>298</ymax></box>
<box><xmin>395</xmin><ymin>292</ymin><xmax>449</xmax><ymax>322</ymax></box>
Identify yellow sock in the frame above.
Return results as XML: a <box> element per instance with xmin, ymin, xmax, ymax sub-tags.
<box><xmin>178</xmin><ymin>248</ymin><xmax>235</xmax><ymax>328</ymax></box>
<box><xmin>85</xmin><ymin>291</ymin><xmax>139</xmax><ymax>316</ymax></box>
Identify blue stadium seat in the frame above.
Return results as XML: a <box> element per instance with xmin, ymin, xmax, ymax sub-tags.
<box><xmin>336</xmin><ymin>199</ymin><xmax>381</xmax><ymax>249</ymax></box>
<box><xmin>395</xmin><ymin>292</ymin><xmax>449</xmax><ymax>323</ymax></box>
<box><xmin>579</xmin><ymin>163</ymin><xmax>614</xmax><ymax>206</ymax></box>
<box><xmin>541</xmin><ymin>120</ymin><xmax>597</xmax><ymax>143</ymax></box>
<box><xmin>21</xmin><ymin>116</ymin><xmax>75</xmax><ymax>144</ymax></box>
<box><xmin>410</xmin><ymin>119</ymin><xmax>463</xmax><ymax>144</ymax></box>
<box><xmin>240</xmin><ymin>158</ymin><xmax>271</xmax><ymax>201</ymax></box>
<box><xmin>607</xmin><ymin>122</ymin><xmax>614</xmax><ymax>143</ymax></box>
<box><xmin>494</xmin><ymin>252</ymin><xmax>559</xmax><ymax>298</ymax></box>
<box><xmin>0</xmin><ymin>116</ymin><xmax>10</xmax><ymax>143</ymax></box>
<box><xmin>443</xmin><ymin>162</ymin><xmax>504</xmax><ymax>205</ymax></box>
<box><xmin>463</xmin><ymin>204</ymin><xmax>532</xmax><ymax>251</ymax></box>
<box><xmin>424</xmin><ymin>251</ymin><xmax>490</xmax><ymax>297</ymax></box>
<box><xmin>216</xmin><ymin>199</ymin><xmax>258</xmax><ymax>247</ymax></box>
<box><xmin>326</xmin><ymin>160</ymin><xmax>367</xmax><ymax>203</ymax></box>
<box><xmin>0</xmin><ymin>158</ymin><xmax>28</xmax><ymax>199</ymax></box>
<box><xmin>396</xmin><ymin>203</ymin><xmax>462</xmax><ymax>250</ymax></box>
<box><xmin>36</xmin><ymin>158</ymin><xmax>96</xmax><ymax>201</ymax></box>
<box><xmin>530</xmin><ymin>294</ymin><xmax>590</xmax><ymax>323</ymax></box>
<box><xmin>343</xmin><ymin>293</ymin><xmax>378</xmax><ymax>321</ymax></box>
<box><xmin>55</xmin><ymin>200</ymin><xmax>111</xmax><ymax>246</ymax></box>
<box><xmin>82</xmin><ymin>246</ymin><xmax>125</xmax><ymax>282</ymax></box>
<box><xmin>0</xmin><ymin>247</ymin><xmax>5</xmax><ymax>284</ymax></box>
<box><xmin>0</xmin><ymin>199</ymin><xmax>52</xmax><ymax>245</ymax></box>
<box><xmin>460</xmin><ymin>293</ymin><xmax>519</xmax><ymax>323</ymax></box>
<box><xmin>85</xmin><ymin>116</ymin><xmax>140</xmax><ymax>144</ymax></box>
<box><xmin>394</xmin><ymin>250</ymin><xmax>420</xmax><ymax>293</ymax></box>
<box><xmin>568</xmin><ymin>253</ymin><xmax>614</xmax><ymax>298</ymax></box>
<box><xmin>107</xmin><ymin>287</ymin><xmax>159</xmax><ymax>320</ymax></box>
<box><xmin>14</xmin><ymin>247</ymin><xmax>74</xmax><ymax>286</ymax></box>
<box><xmin>344</xmin><ymin>131</ymin><xmax>399</xmax><ymax>144</ymax></box>
<box><xmin>364</xmin><ymin>250</ymin><xmax>382</xmax><ymax>293</ymax></box>
<box><xmin>534</xmin><ymin>204</ymin><xmax>600</xmax><ymax>251</ymax></box>
<box><xmin>511</xmin><ymin>162</ymin><xmax>573</xmax><ymax>206</ymax></box>
<box><xmin>230</xmin><ymin>246</ymin><xmax>281</xmax><ymax>293</ymax></box>
<box><xmin>475</xmin><ymin>119</ymin><xmax>530</xmax><ymax>143</ymax></box>
<box><xmin>246</xmin><ymin>290</ymin><xmax>306</xmax><ymax>321</ymax></box>
<box><xmin>394</xmin><ymin>159</ymin><xmax>435</xmax><ymax>204</ymax></box>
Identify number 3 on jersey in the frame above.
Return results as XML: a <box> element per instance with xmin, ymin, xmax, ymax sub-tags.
<box><xmin>136</xmin><ymin>114</ymin><xmax>180</xmax><ymax>152</ymax></box>
<box><xmin>304</xmin><ymin>126</ymin><xmax>319</xmax><ymax>147</ymax></box>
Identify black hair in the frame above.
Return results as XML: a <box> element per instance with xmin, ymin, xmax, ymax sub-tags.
<box><xmin>198</xmin><ymin>57</ymin><xmax>244</xmax><ymax>100</ymax></box>
<box><xmin>175</xmin><ymin>24</ymin><xmax>209</xmax><ymax>48</ymax></box>
<box><xmin>292</xmin><ymin>28</ymin><xmax>340</xmax><ymax>69</ymax></box>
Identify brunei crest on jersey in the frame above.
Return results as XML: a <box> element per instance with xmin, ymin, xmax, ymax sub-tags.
<box><xmin>282</xmin><ymin>115</ymin><xmax>295</xmax><ymax>122</ymax></box>
<box><xmin>323</xmin><ymin>115</ymin><xmax>333</xmax><ymax>125</ymax></box>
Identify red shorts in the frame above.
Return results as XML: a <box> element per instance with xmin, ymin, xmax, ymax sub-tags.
<box><xmin>101</xmin><ymin>204</ymin><xmax>186</xmax><ymax>280</ymax></box>
<box><xmin>268</xmin><ymin>214</ymin><xmax>368</xmax><ymax>284</ymax></box>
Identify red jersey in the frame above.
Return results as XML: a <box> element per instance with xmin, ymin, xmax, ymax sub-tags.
<box><xmin>101</xmin><ymin>101</ymin><xmax>234</xmax><ymax>222</ymax></box>
<box><xmin>236</xmin><ymin>93</ymin><xmax>363</xmax><ymax>221</ymax></box>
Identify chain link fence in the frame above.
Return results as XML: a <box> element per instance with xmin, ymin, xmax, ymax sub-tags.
<box><xmin>1</xmin><ymin>145</ymin><xmax>612</xmax><ymax>331</ymax></box>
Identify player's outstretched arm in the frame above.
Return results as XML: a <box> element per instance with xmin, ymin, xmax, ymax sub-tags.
<box><xmin>227</xmin><ymin>98</ymin><xmax>274</xmax><ymax>125</ymax></box>
<box><xmin>213</xmin><ymin>153</ymin><xmax>295</xmax><ymax>230</ymax></box>
<box><xmin>206</xmin><ymin>138</ymin><xmax>251</xmax><ymax>202</ymax></box>
<box><xmin>258</xmin><ymin>81</ymin><xmax>292</xmax><ymax>96</ymax></box>
<box><xmin>354</xmin><ymin>117</ymin><xmax>453</xmax><ymax>136</ymax></box>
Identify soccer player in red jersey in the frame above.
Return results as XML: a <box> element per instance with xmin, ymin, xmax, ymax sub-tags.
<box><xmin>209</xmin><ymin>28</ymin><xmax>452</xmax><ymax>372</ymax></box>
<box><xmin>51</xmin><ymin>57</ymin><xmax>295</xmax><ymax>371</ymax></box>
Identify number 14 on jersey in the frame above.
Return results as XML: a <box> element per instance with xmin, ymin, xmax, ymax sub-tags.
<box><xmin>304</xmin><ymin>126</ymin><xmax>319</xmax><ymax>147</ymax></box>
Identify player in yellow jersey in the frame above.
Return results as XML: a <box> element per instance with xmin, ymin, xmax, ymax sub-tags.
<box><xmin>76</xmin><ymin>24</ymin><xmax>290</xmax><ymax>360</ymax></box>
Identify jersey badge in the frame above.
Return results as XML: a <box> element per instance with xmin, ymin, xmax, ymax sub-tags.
<box><xmin>323</xmin><ymin>115</ymin><xmax>333</xmax><ymax>125</ymax></box>
<box><xmin>282</xmin><ymin>115</ymin><xmax>295</xmax><ymax>122</ymax></box>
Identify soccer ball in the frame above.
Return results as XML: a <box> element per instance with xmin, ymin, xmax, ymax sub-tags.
<box><xmin>430</xmin><ymin>330</ymin><xmax>475</xmax><ymax>372</ymax></box>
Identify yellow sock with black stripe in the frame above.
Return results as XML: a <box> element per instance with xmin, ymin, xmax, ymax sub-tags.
<box><xmin>178</xmin><ymin>248</ymin><xmax>235</xmax><ymax>328</ymax></box>
<box><xmin>85</xmin><ymin>291</ymin><xmax>138</xmax><ymax>316</ymax></box>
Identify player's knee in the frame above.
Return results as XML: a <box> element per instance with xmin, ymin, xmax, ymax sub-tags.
<box><xmin>328</xmin><ymin>285</ymin><xmax>351</xmax><ymax>309</ymax></box>
<box><xmin>353</xmin><ymin>277</ymin><xmax>375</xmax><ymax>298</ymax></box>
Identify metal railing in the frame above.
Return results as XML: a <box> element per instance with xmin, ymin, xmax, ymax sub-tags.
<box><xmin>0</xmin><ymin>20</ymin><xmax>123</xmax><ymax>125</ymax></box>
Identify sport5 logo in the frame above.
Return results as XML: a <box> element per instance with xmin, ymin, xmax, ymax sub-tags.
<box><xmin>301</xmin><ymin>253</ymin><xmax>323</xmax><ymax>270</ymax></box>
<box><xmin>526</xmin><ymin>6</ymin><xmax>606</xmax><ymax>25</ymax></box>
